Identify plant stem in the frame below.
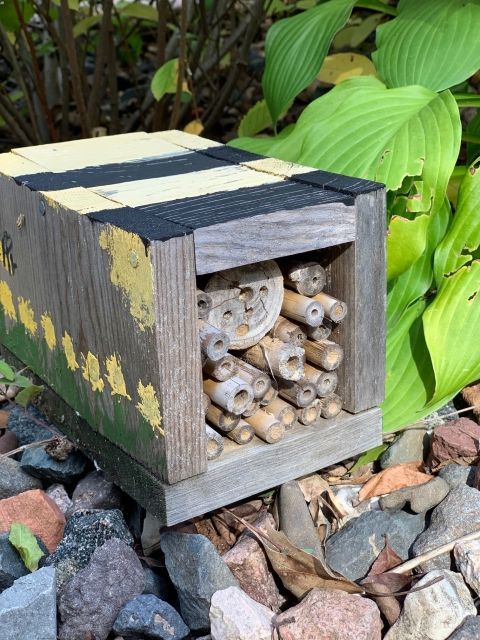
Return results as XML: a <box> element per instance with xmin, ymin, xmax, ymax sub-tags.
<box><xmin>462</xmin><ymin>132</ymin><xmax>480</xmax><ymax>145</ymax></box>
<box><xmin>0</xmin><ymin>438</ymin><xmax>55</xmax><ymax>460</ymax></box>
<box><xmin>169</xmin><ymin>0</ymin><xmax>188</xmax><ymax>129</ymax></box>
<box><xmin>453</xmin><ymin>93</ymin><xmax>480</xmax><ymax>108</ymax></box>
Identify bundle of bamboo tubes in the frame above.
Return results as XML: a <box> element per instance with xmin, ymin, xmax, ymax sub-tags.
<box><xmin>197</xmin><ymin>258</ymin><xmax>347</xmax><ymax>460</ymax></box>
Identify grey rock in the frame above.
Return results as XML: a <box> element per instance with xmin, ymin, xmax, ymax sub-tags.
<box><xmin>277</xmin><ymin>481</ymin><xmax>324</xmax><ymax>556</ymax></box>
<box><xmin>113</xmin><ymin>593</ymin><xmax>189</xmax><ymax>640</ymax></box>
<box><xmin>143</xmin><ymin>567</ymin><xmax>171</xmax><ymax>601</ymax></box>
<box><xmin>0</xmin><ymin>567</ymin><xmax>56</xmax><ymax>640</ymax></box>
<box><xmin>20</xmin><ymin>445</ymin><xmax>88</xmax><ymax>484</ymax></box>
<box><xmin>380</xmin><ymin>425</ymin><xmax>427</xmax><ymax>469</ymax></box>
<box><xmin>413</xmin><ymin>485</ymin><xmax>480</xmax><ymax>571</ymax></box>
<box><xmin>423</xmin><ymin>401</ymin><xmax>459</xmax><ymax>433</ymax></box>
<box><xmin>0</xmin><ymin>457</ymin><xmax>42</xmax><ymax>499</ymax></box>
<box><xmin>58</xmin><ymin>538</ymin><xmax>145</xmax><ymax>640</ymax></box>
<box><xmin>326</xmin><ymin>510</ymin><xmax>426</xmax><ymax>581</ymax></box>
<box><xmin>45</xmin><ymin>508</ymin><xmax>133</xmax><ymax>593</ymax></box>
<box><xmin>448</xmin><ymin>616</ymin><xmax>480</xmax><ymax>639</ymax></box>
<box><xmin>45</xmin><ymin>483</ymin><xmax>73</xmax><ymax>514</ymax></box>
<box><xmin>65</xmin><ymin>470</ymin><xmax>122</xmax><ymax>518</ymax></box>
<box><xmin>6</xmin><ymin>406</ymin><xmax>57</xmax><ymax>446</ymax></box>
<box><xmin>161</xmin><ymin>532</ymin><xmax>238</xmax><ymax>632</ymax></box>
<box><xmin>438</xmin><ymin>465</ymin><xmax>476</xmax><ymax>488</ymax></box>
<box><xmin>379</xmin><ymin>477</ymin><xmax>450</xmax><ymax>514</ymax></box>
<box><xmin>142</xmin><ymin>511</ymin><xmax>163</xmax><ymax>556</ymax></box>
<box><xmin>0</xmin><ymin>532</ymin><xmax>49</xmax><ymax>592</ymax></box>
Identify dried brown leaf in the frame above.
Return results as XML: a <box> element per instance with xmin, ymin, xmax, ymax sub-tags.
<box><xmin>368</xmin><ymin>536</ymin><xmax>403</xmax><ymax>575</ymax></box>
<box><xmin>365</xmin><ymin>582</ymin><xmax>401</xmax><ymax>626</ymax></box>
<box><xmin>361</xmin><ymin>572</ymin><xmax>413</xmax><ymax>592</ymax></box>
<box><xmin>358</xmin><ymin>462</ymin><xmax>431</xmax><ymax>501</ymax></box>
<box><xmin>297</xmin><ymin>473</ymin><xmax>347</xmax><ymax>519</ymax></box>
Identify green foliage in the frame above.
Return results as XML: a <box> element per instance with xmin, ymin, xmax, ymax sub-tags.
<box><xmin>9</xmin><ymin>523</ymin><xmax>45</xmax><ymax>572</ymax></box>
<box><xmin>238</xmin><ymin>100</ymin><xmax>274</xmax><ymax>138</ymax></box>
<box><xmin>15</xmin><ymin>384</ymin><xmax>43</xmax><ymax>407</ymax></box>
<box><xmin>151</xmin><ymin>59</ymin><xmax>191</xmax><ymax>102</ymax></box>
<box><xmin>350</xmin><ymin>443</ymin><xmax>388</xmax><ymax>471</ymax></box>
<box><xmin>0</xmin><ymin>1</ymin><xmax>34</xmax><ymax>31</ymax></box>
<box><xmin>0</xmin><ymin>361</ymin><xmax>15</xmax><ymax>381</ymax></box>
<box><xmin>73</xmin><ymin>14</ymin><xmax>103</xmax><ymax>38</ymax></box>
<box><xmin>467</xmin><ymin>111</ymin><xmax>480</xmax><ymax>165</ymax></box>
<box><xmin>117</xmin><ymin>2</ymin><xmax>159</xmax><ymax>22</ymax></box>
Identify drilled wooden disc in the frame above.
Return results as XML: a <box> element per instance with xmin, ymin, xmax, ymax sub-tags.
<box><xmin>205</xmin><ymin>260</ymin><xmax>284</xmax><ymax>349</ymax></box>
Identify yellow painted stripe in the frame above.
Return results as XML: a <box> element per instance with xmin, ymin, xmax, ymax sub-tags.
<box><xmin>241</xmin><ymin>157</ymin><xmax>316</xmax><ymax>179</ymax></box>
<box><xmin>89</xmin><ymin>164</ymin><xmax>284</xmax><ymax>208</ymax></box>
<box><xmin>44</xmin><ymin>187</ymin><xmax>124</xmax><ymax>215</ymax></box>
<box><xmin>0</xmin><ymin>152</ymin><xmax>47</xmax><ymax>178</ymax></box>
<box><xmin>150</xmin><ymin>130</ymin><xmax>222</xmax><ymax>150</ymax></box>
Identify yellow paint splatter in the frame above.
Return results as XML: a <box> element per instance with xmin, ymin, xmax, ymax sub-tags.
<box><xmin>18</xmin><ymin>297</ymin><xmax>37</xmax><ymax>336</ymax></box>
<box><xmin>136</xmin><ymin>380</ymin><xmax>163</xmax><ymax>436</ymax></box>
<box><xmin>0</xmin><ymin>280</ymin><xmax>16</xmax><ymax>320</ymax></box>
<box><xmin>105</xmin><ymin>353</ymin><xmax>131</xmax><ymax>399</ymax></box>
<box><xmin>99</xmin><ymin>227</ymin><xmax>154</xmax><ymax>331</ymax></box>
<box><xmin>40</xmin><ymin>312</ymin><xmax>56</xmax><ymax>350</ymax></box>
<box><xmin>62</xmin><ymin>332</ymin><xmax>79</xmax><ymax>371</ymax></box>
<box><xmin>81</xmin><ymin>352</ymin><xmax>105</xmax><ymax>393</ymax></box>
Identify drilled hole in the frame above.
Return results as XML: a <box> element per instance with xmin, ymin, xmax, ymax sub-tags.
<box><xmin>198</xmin><ymin>300</ymin><xmax>207</xmax><ymax>311</ymax></box>
<box><xmin>236</xmin><ymin>324</ymin><xmax>249</xmax><ymax>336</ymax></box>
<box><xmin>213</xmin><ymin>339</ymin><xmax>224</xmax><ymax>352</ymax></box>
<box><xmin>311</xmin><ymin>308</ymin><xmax>319</xmax><ymax>317</ymax></box>
<box><xmin>285</xmin><ymin>356</ymin><xmax>300</xmax><ymax>373</ymax></box>
<box><xmin>301</xmin><ymin>389</ymin><xmax>314</xmax><ymax>403</ymax></box>
<box><xmin>223</xmin><ymin>310</ymin><xmax>232</xmax><ymax>321</ymax></box>
<box><xmin>255</xmin><ymin>379</ymin><xmax>266</xmax><ymax>393</ymax></box>
<box><xmin>239</xmin><ymin>287</ymin><xmax>254</xmax><ymax>302</ymax></box>
<box><xmin>260</xmin><ymin>286</ymin><xmax>268</xmax><ymax>296</ymax></box>
<box><xmin>233</xmin><ymin>389</ymin><xmax>249</xmax><ymax>411</ymax></box>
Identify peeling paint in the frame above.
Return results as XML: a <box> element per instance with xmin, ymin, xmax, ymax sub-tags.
<box><xmin>18</xmin><ymin>297</ymin><xmax>37</xmax><ymax>335</ymax></box>
<box><xmin>99</xmin><ymin>226</ymin><xmax>154</xmax><ymax>331</ymax></box>
<box><xmin>105</xmin><ymin>353</ymin><xmax>131</xmax><ymax>399</ymax></box>
<box><xmin>136</xmin><ymin>380</ymin><xmax>163</xmax><ymax>436</ymax></box>
<box><xmin>40</xmin><ymin>312</ymin><xmax>56</xmax><ymax>350</ymax></box>
<box><xmin>82</xmin><ymin>351</ymin><xmax>105</xmax><ymax>393</ymax></box>
<box><xmin>62</xmin><ymin>331</ymin><xmax>79</xmax><ymax>371</ymax></box>
<box><xmin>0</xmin><ymin>280</ymin><xmax>16</xmax><ymax>320</ymax></box>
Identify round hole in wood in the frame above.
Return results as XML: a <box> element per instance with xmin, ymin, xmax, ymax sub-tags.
<box><xmin>220</xmin><ymin>361</ymin><xmax>234</xmax><ymax>375</ymax></box>
<box><xmin>223</xmin><ymin>310</ymin><xmax>233</xmax><ymax>321</ymax></box>
<box><xmin>239</xmin><ymin>287</ymin><xmax>254</xmax><ymax>302</ymax></box>
<box><xmin>255</xmin><ymin>379</ymin><xmax>266</xmax><ymax>394</ymax></box>
<box><xmin>233</xmin><ymin>389</ymin><xmax>249</xmax><ymax>412</ymax></box>
<box><xmin>213</xmin><ymin>339</ymin><xmax>224</xmax><ymax>352</ymax></box>
<box><xmin>236</xmin><ymin>324</ymin><xmax>249</xmax><ymax>336</ymax></box>
<box><xmin>301</xmin><ymin>388</ymin><xmax>314</xmax><ymax>404</ymax></box>
<box><xmin>285</xmin><ymin>356</ymin><xmax>300</xmax><ymax>374</ymax></box>
<box><xmin>207</xmin><ymin>440</ymin><xmax>218</xmax><ymax>454</ymax></box>
<box><xmin>260</xmin><ymin>286</ymin><xmax>268</xmax><ymax>296</ymax></box>
<box><xmin>198</xmin><ymin>300</ymin><xmax>207</xmax><ymax>311</ymax></box>
<box><xmin>311</xmin><ymin>308</ymin><xmax>319</xmax><ymax>317</ymax></box>
<box><xmin>304</xmin><ymin>405</ymin><xmax>318</xmax><ymax>422</ymax></box>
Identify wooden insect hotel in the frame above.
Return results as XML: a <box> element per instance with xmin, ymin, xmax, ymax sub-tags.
<box><xmin>0</xmin><ymin>131</ymin><xmax>385</xmax><ymax>524</ymax></box>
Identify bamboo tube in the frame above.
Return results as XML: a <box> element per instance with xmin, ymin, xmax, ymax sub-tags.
<box><xmin>283</xmin><ymin>260</ymin><xmax>326</xmax><ymax>297</ymax></box>
<box><xmin>244</xmin><ymin>336</ymin><xmax>305</xmax><ymax>381</ymax></box>
<box><xmin>319</xmin><ymin>393</ymin><xmax>343</xmax><ymax>419</ymax></box>
<box><xmin>206</xmin><ymin>403</ymin><xmax>240</xmax><ymax>432</ymax></box>
<box><xmin>306</xmin><ymin>319</ymin><xmax>332</xmax><ymax>342</ymax></box>
<box><xmin>203</xmin><ymin>354</ymin><xmax>238</xmax><ymax>382</ymax></box>
<box><xmin>203</xmin><ymin>392</ymin><xmax>211</xmax><ymax>415</ymax></box>
<box><xmin>244</xmin><ymin>410</ymin><xmax>285</xmax><ymax>444</ymax></box>
<box><xmin>271</xmin><ymin>316</ymin><xmax>307</xmax><ymax>347</ymax></box>
<box><xmin>227</xmin><ymin>420</ymin><xmax>255</xmax><ymax>445</ymax></box>
<box><xmin>243</xmin><ymin>400</ymin><xmax>260</xmax><ymax>418</ymax></box>
<box><xmin>203</xmin><ymin>376</ymin><xmax>254</xmax><ymax>415</ymax></box>
<box><xmin>264</xmin><ymin>397</ymin><xmax>298</xmax><ymax>429</ymax></box>
<box><xmin>312</xmin><ymin>292</ymin><xmax>347</xmax><ymax>323</ymax></box>
<box><xmin>198</xmin><ymin>319</ymin><xmax>230</xmax><ymax>361</ymax></box>
<box><xmin>303</xmin><ymin>339</ymin><xmax>344</xmax><ymax>371</ymax></box>
<box><xmin>281</xmin><ymin>290</ymin><xmax>324</xmax><ymax>327</ymax></box>
<box><xmin>297</xmin><ymin>399</ymin><xmax>321</xmax><ymax>426</ymax></box>
<box><xmin>278</xmin><ymin>377</ymin><xmax>317</xmax><ymax>408</ymax></box>
<box><xmin>234</xmin><ymin>359</ymin><xmax>271</xmax><ymax>399</ymax></box>
<box><xmin>196</xmin><ymin>288</ymin><xmax>213</xmax><ymax>319</ymax></box>
<box><xmin>205</xmin><ymin>424</ymin><xmax>224</xmax><ymax>460</ymax></box>
<box><xmin>259</xmin><ymin>379</ymin><xmax>279</xmax><ymax>406</ymax></box>
<box><xmin>303</xmin><ymin>363</ymin><xmax>338</xmax><ymax>397</ymax></box>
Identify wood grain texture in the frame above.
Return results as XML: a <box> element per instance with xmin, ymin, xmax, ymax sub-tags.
<box><xmin>0</xmin><ymin>152</ymin><xmax>46</xmax><ymax>177</ymax></box>
<box><xmin>241</xmin><ymin>157</ymin><xmax>316</xmax><ymax>178</ymax></box>
<box><xmin>194</xmin><ymin>201</ymin><xmax>355</xmax><ymax>274</ymax></box>
<box><xmin>322</xmin><ymin>190</ymin><xmax>386</xmax><ymax>412</ymax></box>
<box><xmin>291</xmin><ymin>169</ymin><xmax>384</xmax><ymax>196</ymax></box>
<box><xmin>44</xmin><ymin>187</ymin><xmax>124</xmax><ymax>215</ymax></box>
<box><xmin>151</xmin><ymin>130</ymin><xmax>222</xmax><ymax>150</ymax></box>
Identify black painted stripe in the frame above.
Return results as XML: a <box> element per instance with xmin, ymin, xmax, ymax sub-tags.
<box><xmin>198</xmin><ymin>146</ymin><xmax>264</xmax><ymax>165</ymax></box>
<box><xmin>88</xmin><ymin>208</ymin><xmax>191</xmax><ymax>242</ymax></box>
<box><xmin>14</xmin><ymin>152</ymin><xmax>226</xmax><ymax>192</ymax></box>
<box><xmin>290</xmin><ymin>170</ymin><xmax>384</xmax><ymax>196</ymax></box>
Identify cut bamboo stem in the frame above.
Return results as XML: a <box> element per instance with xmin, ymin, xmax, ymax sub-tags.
<box><xmin>196</xmin><ymin>288</ymin><xmax>213</xmax><ymax>319</ymax></box>
<box><xmin>203</xmin><ymin>376</ymin><xmax>254</xmax><ymax>415</ymax></box>
<box><xmin>259</xmin><ymin>379</ymin><xmax>279</xmax><ymax>406</ymax></box>
<box><xmin>198</xmin><ymin>319</ymin><xmax>230</xmax><ymax>361</ymax></box>
<box><xmin>303</xmin><ymin>363</ymin><xmax>338</xmax><ymax>397</ymax></box>
<box><xmin>282</xmin><ymin>260</ymin><xmax>326</xmax><ymax>297</ymax></box>
<box><xmin>242</xmin><ymin>400</ymin><xmax>260</xmax><ymax>418</ymax></box>
<box><xmin>206</xmin><ymin>403</ymin><xmax>240</xmax><ymax>432</ymax></box>
<box><xmin>226</xmin><ymin>420</ymin><xmax>255</xmax><ymax>445</ymax></box>
<box><xmin>244</xmin><ymin>410</ymin><xmax>285</xmax><ymax>444</ymax></box>
<box><xmin>297</xmin><ymin>399</ymin><xmax>321</xmax><ymax>426</ymax></box>
<box><xmin>306</xmin><ymin>319</ymin><xmax>332</xmax><ymax>342</ymax></box>
<box><xmin>319</xmin><ymin>393</ymin><xmax>342</xmax><ymax>419</ymax></box>
<box><xmin>244</xmin><ymin>336</ymin><xmax>305</xmax><ymax>381</ymax></box>
<box><xmin>304</xmin><ymin>339</ymin><xmax>344</xmax><ymax>371</ymax></box>
<box><xmin>312</xmin><ymin>292</ymin><xmax>347</xmax><ymax>323</ymax></box>
<box><xmin>205</xmin><ymin>424</ymin><xmax>224</xmax><ymax>460</ymax></box>
<box><xmin>203</xmin><ymin>355</ymin><xmax>238</xmax><ymax>381</ymax></box>
<box><xmin>278</xmin><ymin>377</ymin><xmax>317</xmax><ymax>408</ymax></box>
<box><xmin>264</xmin><ymin>397</ymin><xmax>298</xmax><ymax>429</ymax></box>
<box><xmin>281</xmin><ymin>290</ymin><xmax>324</xmax><ymax>327</ymax></box>
<box><xmin>234</xmin><ymin>359</ymin><xmax>271</xmax><ymax>399</ymax></box>
<box><xmin>203</xmin><ymin>392</ymin><xmax>211</xmax><ymax>415</ymax></box>
<box><xmin>271</xmin><ymin>316</ymin><xmax>307</xmax><ymax>347</ymax></box>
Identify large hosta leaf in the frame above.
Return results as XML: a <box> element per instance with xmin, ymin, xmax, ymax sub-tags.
<box><xmin>387</xmin><ymin>215</ymin><xmax>430</xmax><ymax>281</ymax></box>
<box><xmin>424</xmin><ymin>261</ymin><xmax>480</xmax><ymax>407</ymax></box>
<box><xmin>373</xmin><ymin>0</ymin><xmax>480</xmax><ymax>92</ymax></box>
<box><xmin>263</xmin><ymin>0</ymin><xmax>355</xmax><ymax>125</ymax></box>
<box><xmin>467</xmin><ymin>110</ymin><xmax>480</xmax><ymax>165</ymax></box>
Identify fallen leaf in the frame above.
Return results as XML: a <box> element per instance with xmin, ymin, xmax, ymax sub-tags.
<box><xmin>0</xmin><ymin>410</ymin><xmax>10</xmax><ymax>429</ymax></box>
<box><xmin>296</xmin><ymin>473</ymin><xmax>347</xmax><ymax>519</ymax></box>
<box><xmin>462</xmin><ymin>380</ymin><xmax>480</xmax><ymax>421</ymax></box>
<box><xmin>364</xmin><ymin>581</ymin><xmax>401</xmax><ymax>626</ymax></box>
<box><xmin>184</xmin><ymin>119</ymin><xmax>204</xmax><ymax>135</ymax></box>
<box><xmin>358</xmin><ymin>462</ymin><xmax>431</xmax><ymax>501</ymax></box>
<box><xmin>211</xmin><ymin>501</ymin><xmax>264</xmax><ymax>545</ymax></box>
<box><xmin>9</xmin><ymin>522</ymin><xmax>45</xmax><ymax>572</ymax></box>
<box><xmin>317</xmin><ymin>53</ymin><xmax>379</xmax><ymax>85</ymax></box>
<box><xmin>369</xmin><ymin>536</ymin><xmax>403</xmax><ymax>575</ymax></box>
<box><xmin>194</xmin><ymin>517</ymin><xmax>231</xmax><ymax>555</ymax></box>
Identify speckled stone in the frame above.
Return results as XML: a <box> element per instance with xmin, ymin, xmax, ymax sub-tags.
<box><xmin>0</xmin><ymin>457</ymin><xmax>42</xmax><ymax>500</ymax></box>
<box><xmin>447</xmin><ymin>616</ymin><xmax>480</xmax><ymax>639</ymax></box>
<box><xmin>65</xmin><ymin>471</ymin><xmax>122</xmax><ymax>519</ymax></box>
<box><xmin>20</xmin><ymin>446</ymin><xmax>88</xmax><ymax>485</ymax></box>
<box><xmin>454</xmin><ymin>538</ymin><xmax>480</xmax><ymax>595</ymax></box>
<box><xmin>114</xmin><ymin>594</ymin><xmax>190</xmax><ymax>640</ymax></box>
<box><xmin>380</xmin><ymin>426</ymin><xmax>426</xmax><ymax>469</ymax></box>
<box><xmin>6</xmin><ymin>406</ymin><xmax>57</xmax><ymax>446</ymax></box>
<box><xmin>438</xmin><ymin>465</ymin><xmax>476</xmax><ymax>488</ymax></box>
<box><xmin>379</xmin><ymin>476</ymin><xmax>450</xmax><ymax>514</ymax></box>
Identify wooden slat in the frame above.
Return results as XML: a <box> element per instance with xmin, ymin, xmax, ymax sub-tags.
<box><xmin>0</xmin><ymin>153</ymin><xmax>47</xmax><ymax>177</ymax></box>
<box><xmin>43</xmin><ymin>187</ymin><xmax>124</xmax><ymax>215</ymax></box>
<box><xmin>150</xmin><ymin>130</ymin><xmax>222</xmax><ymax>150</ymax></box>
<box><xmin>241</xmin><ymin>157</ymin><xmax>316</xmax><ymax>178</ymax></box>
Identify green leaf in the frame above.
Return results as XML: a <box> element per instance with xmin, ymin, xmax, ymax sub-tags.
<box><xmin>467</xmin><ymin>111</ymin><xmax>480</xmax><ymax>165</ymax></box>
<box><xmin>229</xmin><ymin>124</ymin><xmax>295</xmax><ymax>154</ymax></box>
<box><xmin>118</xmin><ymin>2</ymin><xmax>158</xmax><ymax>21</ymax></box>
<box><xmin>354</xmin><ymin>0</ymin><xmax>396</xmax><ymax>16</ymax></box>
<box><xmin>51</xmin><ymin>0</ymin><xmax>79</xmax><ymax>9</ymax></box>
<box><xmin>12</xmin><ymin>374</ymin><xmax>34</xmax><ymax>388</ymax></box>
<box><xmin>373</xmin><ymin>0</ymin><xmax>480</xmax><ymax>92</ymax></box>
<box><xmin>452</xmin><ymin>94</ymin><xmax>480</xmax><ymax>108</ymax></box>
<box><xmin>0</xmin><ymin>361</ymin><xmax>15</xmax><ymax>381</ymax></box>
<box><xmin>9</xmin><ymin>523</ymin><xmax>45</xmax><ymax>572</ymax></box>
<box><xmin>350</xmin><ymin>443</ymin><xmax>389</xmax><ymax>471</ymax></box>
<box><xmin>15</xmin><ymin>384</ymin><xmax>43</xmax><ymax>407</ymax></box>
<box><xmin>151</xmin><ymin>58</ymin><xmax>178</xmax><ymax>101</ymax></box>
<box><xmin>263</xmin><ymin>0</ymin><xmax>355</xmax><ymax>124</ymax></box>
<box><xmin>239</xmin><ymin>100</ymin><xmax>274</xmax><ymax>138</ymax></box>
<box><xmin>73</xmin><ymin>14</ymin><xmax>103</xmax><ymax>38</ymax></box>
<box><xmin>0</xmin><ymin>0</ymin><xmax>34</xmax><ymax>31</ymax></box>
<box><xmin>424</xmin><ymin>261</ymin><xmax>480</xmax><ymax>407</ymax></box>
<box><xmin>387</xmin><ymin>214</ymin><xmax>430</xmax><ymax>281</ymax></box>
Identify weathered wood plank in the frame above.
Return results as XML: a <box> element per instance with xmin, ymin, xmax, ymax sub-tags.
<box><xmin>150</xmin><ymin>130</ymin><xmax>222</xmax><ymax>150</ymax></box>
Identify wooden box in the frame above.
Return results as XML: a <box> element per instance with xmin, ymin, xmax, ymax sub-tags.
<box><xmin>0</xmin><ymin>131</ymin><xmax>385</xmax><ymax>524</ymax></box>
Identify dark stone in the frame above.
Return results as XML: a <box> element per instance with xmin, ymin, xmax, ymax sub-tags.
<box><xmin>0</xmin><ymin>432</ymin><xmax>18</xmax><ymax>455</ymax></box>
<box><xmin>161</xmin><ymin>532</ymin><xmax>238</xmax><ymax>632</ymax></box>
<box><xmin>143</xmin><ymin>567</ymin><xmax>171</xmax><ymax>602</ymax></box>
<box><xmin>20</xmin><ymin>445</ymin><xmax>88</xmax><ymax>485</ymax></box>
<box><xmin>44</xmin><ymin>508</ymin><xmax>133</xmax><ymax>593</ymax></box>
<box><xmin>277</xmin><ymin>481</ymin><xmax>324</xmax><ymax>556</ymax></box>
<box><xmin>6</xmin><ymin>406</ymin><xmax>57</xmax><ymax>446</ymax></box>
<box><xmin>413</xmin><ymin>485</ymin><xmax>480</xmax><ymax>571</ymax></box>
<box><xmin>380</xmin><ymin>425</ymin><xmax>427</xmax><ymax>469</ymax></box>
<box><xmin>0</xmin><ymin>531</ymin><xmax>50</xmax><ymax>592</ymax></box>
<box><xmin>325</xmin><ymin>510</ymin><xmax>426</xmax><ymax>581</ymax></box>
<box><xmin>438</xmin><ymin>465</ymin><xmax>476</xmax><ymax>488</ymax></box>
<box><xmin>0</xmin><ymin>457</ymin><xmax>42</xmax><ymax>500</ymax></box>
<box><xmin>113</xmin><ymin>594</ymin><xmax>190</xmax><ymax>640</ymax></box>
<box><xmin>65</xmin><ymin>470</ymin><xmax>122</xmax><ymax>518</ymax></box>
<box><xmin>58</xmin><ymin>538</ymin><xmax>145</xmax><ymax>640</ymax></box>
<box><xmin>379</xmin><ymin>476</ymin><xmax>450</xmax><ymax>514</ymax></box>
<box><xmin>448</xmin><ymin>616</ymin><xmax>480</xmax><ymax>639</ymax></box>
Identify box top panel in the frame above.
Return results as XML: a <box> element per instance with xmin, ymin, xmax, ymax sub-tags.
<box><xmin>3</xmin><ymin>131</ymin><xmax>383</xmax><ymax>243</ymax></box>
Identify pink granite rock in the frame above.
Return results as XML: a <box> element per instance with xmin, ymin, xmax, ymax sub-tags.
<box><xmin>428</xmin><ymin>419</ymin><xmax>480</xmax><ymax>469</ymax></box>
<box><xmin>275</xmin><ymin>588</ymin><xmax>382</xmax><ymax>640</ymax></box>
